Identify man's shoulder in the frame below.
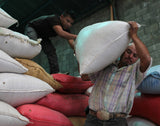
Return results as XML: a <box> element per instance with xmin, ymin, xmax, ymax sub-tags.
<box><xmin>47</xmin><ymin>14</ymin><xmax>58</xmax><ymax>19</ymax></box>
<box><xmin>46</xmin><ymin>14</ymin><xmax>61</xmax><ymax>24</ymax></box>
<box><xmin>46</xmin><ymin>14</ymin><xmax>60</xmax><ymax>20</ymax></box>
<box><xmin>30</xmin><ymin>14</ymin><xmax>58</xmax><ymax>22</ymax></box>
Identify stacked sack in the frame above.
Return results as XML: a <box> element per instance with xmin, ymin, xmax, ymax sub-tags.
<box><xmin>0</xmin><ymin>8</ymin><xmax>92</xmax><ymax>125</ymax></box>
<box><xmin>0</xmin><ymin>8</ymin><xmax>30</xmax><ymax>126</ymax></box>
<box><xmin>35</xmin><ymin>73</ymin><xmax>94</xmax><ymax>126</ymax></box>
<box><xmin>0</xmin><ymin>8</ymin><xmax>62</xmax><ymax>126</ymax></box>
<box><xmin>0</xmin><ymin>8</ymin><xmax>93</xmax><ymax>126</ymax></box>
<box><xmin>15</xmin><ymin>60</ymin><xmax>76</xmax><ymax>126</ymax></box>
<box><xmin>129</xmin><ymin>65</ymin><xmax>160</xmax><ymax>126</ymax></box>
<box><xmin>16</xmin><ymin>73</ymin><xmax>94</xmax><ymax>126</ymax></box>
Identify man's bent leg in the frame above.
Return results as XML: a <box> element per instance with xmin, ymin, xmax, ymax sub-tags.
<box><xmin>41</xmin><ymin>39</ymin><xmax>59</xmax><ymax>74</ymax></box>
<box><xmin>24</xmin><ymin>25</ymin><xmax>38</xmax><ymax>40</ymax></box>
<box><xmin>47</xmin><ymin>52</ymin><xmax>59</xmax><ymax>74</ymax></box>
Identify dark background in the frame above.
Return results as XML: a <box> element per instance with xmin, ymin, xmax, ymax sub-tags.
<box><xmin>0</xmin><ymin>0</ymin><xmax>111</xmax><ymax>33</ymax></box>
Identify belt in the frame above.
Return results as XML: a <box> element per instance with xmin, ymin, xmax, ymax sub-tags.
<box><xmin>89</xmin><ymin>109</ymin><xmax>127</xmax><ymax>120</ymax></box>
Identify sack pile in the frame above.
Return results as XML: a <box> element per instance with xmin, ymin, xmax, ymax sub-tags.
<box><xmin>35</xmin><ymin>73</ymin><xmax>94</xmax><ymax>126</ymax></box>
<box><xmin>0</xmin><ymin>8</ymin><xmax>59</xmax><ymax>126</ymax></box>
<box><xmin>16</xmin><ymin>73</ymin><xmax>94</xmax><ymax>126</ymax></box>
<box><xmin>129</xmin><ymin>65</ymin><xmax>160</xmax><ymax>125</ymax></box>
<box><xmin>0</xmin><ymin>8</ymin><xmax>92</xmax><ymax>126</ymax></box>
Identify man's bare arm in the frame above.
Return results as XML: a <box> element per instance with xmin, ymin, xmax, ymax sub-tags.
<box><xmin>53</xmin><ymin>25</ymin><xmax>77</xmax><ymax>40</ymax></box>
<box><xmin>129</xmin><ymin>21</ymin><xmax>151</xmax><ymax>73</ymax></box>
<box><xmin>68</xmin><ymin>39</ymin><xmax>75</xmax><ymax>49</ymax></box>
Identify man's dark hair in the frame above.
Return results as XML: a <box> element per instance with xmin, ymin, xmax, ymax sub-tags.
<box><xmin>61</xmin><ymin>10</ymin><xmax>76</xmax><ymax>20</ymax></box>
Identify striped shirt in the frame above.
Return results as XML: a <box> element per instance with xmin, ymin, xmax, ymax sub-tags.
<box><xmin>89</xmin><ymin>60</ymin><xmax>148</xmax><ymax>114</ymax></box>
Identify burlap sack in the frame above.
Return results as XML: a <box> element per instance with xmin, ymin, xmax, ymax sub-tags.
<box><xmin>15</xmin><ymin>58</ymin><xmax>62</xmax><ymax>90</ymax></box>
<box><xmin>68</xmin><ymin>117</ymin><xmax>86</xmax><ymax>126</ymax></box>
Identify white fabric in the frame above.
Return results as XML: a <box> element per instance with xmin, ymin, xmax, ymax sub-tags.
<box><xmin>146</xmin><ymin>65</ymin><xmax>160</xmax><ymax>76</ymax></box>
<box><xmin>0</xmin><ymin>27</ymin><xmax>41</xmax><ymax>59</ymax></box>
<box><xmin>75</xmin><ymin>21</ymin><xmax>132</xmax><ymax>74</ymax></box>
<box><xmin>0</xmin><ymin>101</ymin><xmax>29</xmax><ymax>126</ymax></box>
<box><xmin>85</xmin><ymin>86</ymin><xmax>93</xmax><ymax>96</ymax></box>
<box><xmin>0</xmin><ymin>73</ymin><xmax>54</xmax><ymax>107</ymax></box>
<box><xmin>127</xmin><ymin>117</ymin><xmax>156</xmax><ymax>126</ymax></box>
<box><xmin>0</xmin><ymin>49</ymin><xmax>28</xmax><ymax>73</ymax></box>
<box><xmin>0</xmin><ymin>8</ymin><xmax>18</xmax><ymax>28</ymax></box>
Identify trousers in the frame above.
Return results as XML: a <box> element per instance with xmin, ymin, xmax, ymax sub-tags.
<box><xmin>24</xmin><ymin>26</ymin><xmax>59</xmax><ymax>74</ymax></box>
<box><xmin>84</xmin><ymin>114</ymin><xmax>128</xmax><ymax>126</ymax></box>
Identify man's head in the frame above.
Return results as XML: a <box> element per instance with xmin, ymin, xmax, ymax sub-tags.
<box><xmin>60</xmin><ymin>10</ymin><xmax>75</xmax><ymax>30</ymax></box>
<box><xmin>119</xmin><ymin>43</ymin><xmax>139</xmax><ymax>67</ymax></box>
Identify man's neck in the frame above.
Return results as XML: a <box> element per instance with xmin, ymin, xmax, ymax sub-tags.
<box><xmin>118</xmin><ymin>62</ymin><xmax>128</xmax><ymax>69</ymax></box>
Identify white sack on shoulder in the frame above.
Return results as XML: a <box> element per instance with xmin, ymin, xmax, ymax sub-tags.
<box><xmin>0</xmin><ymin>8</ymin><xmax>18</xmax><ymax>28</ymax></box>
<box><xmin>75</xmin><ymin>21</ymin><xmax>132</xmax><ymax>74</ymax></box>
<box><xmin>0</xmin><ymin>101</ymin><xmax>29</xmax><ymax>126</ymax></box>
<box><xmin>0</xmin><ymin>73</ymin><xmax>54</xmax><ymax>107</ymax></box>
<box><xmin>0</xmin><ymin>49</ymin><xmax>28</xmax><ymax>73</ymax></box>
<box><xmin>0</xmin><ymin>27</ymin><xmax>41</xmax><ymax>59</ymax></box>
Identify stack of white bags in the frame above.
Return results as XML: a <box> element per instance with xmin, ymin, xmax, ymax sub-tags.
<box><xmin>0</xmin><ymin>8</ymin><xmax>55</xmax><ymax>126</ymax></box>
<box><xmin>0</xmin><ymin>7</ymin><xmax>154</xmax><ymax>126</ymax></box>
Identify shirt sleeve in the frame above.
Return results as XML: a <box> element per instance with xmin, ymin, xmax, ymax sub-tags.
<box><xmin>47</xmin><ymin>15</ymin><xmax>61</xmax><ymax>26</ymax></box>
<box><xmin>47</xmin><ymin>15</ymin><xmax>71</xmax><ymax>33</ymax></box>
<box><xmin>88</xmin><ymin>71</ymin><xmax>101</xmax><ymax>84</ymax></box>
<box><xmin>135</xmin><ymin>58</ymin><xmax>152</xmax><ymax>88</ymax></box>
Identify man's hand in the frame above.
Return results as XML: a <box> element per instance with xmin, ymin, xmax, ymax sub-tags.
<box><xmin>53</xmin><ymin>25</ymin><xmax>77</xmax><ymax>40</ymax></box>
<box><xmin>128</xmin><ymin>21</ymin><xmax>138</xmax><ymax>39</ymax></box>
<box><xmin>128</xmin><ymin>21</ymin><xmax>151</xmax><ymax>73</ymax></box>
<box><xmin>68</xmin><ymin>39</ymin><xmax>75</xmax><ymax>49</ymax></box>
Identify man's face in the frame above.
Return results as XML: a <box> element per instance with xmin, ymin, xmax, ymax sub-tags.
<box><xmin>120</xmin><ymin>44</ymin><xmax>139</xmax><ymax>66</ymax></box>
<box><xmin>60</xmin><ymin>15</ymin><xmax>74</xmax><ymax>30</ymax></box>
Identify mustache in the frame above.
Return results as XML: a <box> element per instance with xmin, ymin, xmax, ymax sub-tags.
<box><xmin>125</xmin><ymin>58</ymin><xmax>132</xmax><ymax>63</ymax></box>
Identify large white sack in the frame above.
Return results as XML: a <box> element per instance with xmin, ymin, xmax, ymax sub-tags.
<box><xmin>75</xmin><ymin>21</ymin><xmax>132</xmax><ymax>74</ymax></box>
<box><xmin>0</xmin><ymin>73</ymin><xmax>55</xmax><ymax>107</ymax></box>
<box><xmin>0</xmin><ymin>49</ymin><xmax>28</xmax><ymax>73</ymax></box>
<box><xmin>0</xmin><ymin>27</ymin><xmax>41</xmax><ymax>59</ymax></box>
<box><xmin>0</xmin><ymin>8</ymin><xmax>18</xmax><ymax>28</ymax></box>
<box><xmin>0</xmin><ymin>101</ymin><xmax>29</xmax><ymax>126</ymax></box>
